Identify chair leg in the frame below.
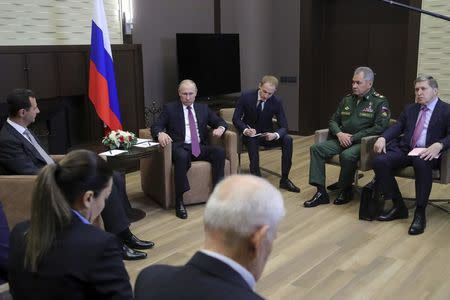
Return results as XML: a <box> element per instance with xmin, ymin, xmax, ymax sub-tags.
<box><xmin>429</xmin><ymin>202</ymin><xmax>450</xmax><ymax>214</ymax></box>
<box><xmin>403</xmin><ymin>198</ymin><xmax>450</xmax><ymax>214</ymax></box>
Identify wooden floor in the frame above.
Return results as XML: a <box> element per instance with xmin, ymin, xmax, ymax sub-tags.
<box><xmin>125</xmin><ymin>135</ymin><xmax>450</xmax><ymax>300</ymax></box>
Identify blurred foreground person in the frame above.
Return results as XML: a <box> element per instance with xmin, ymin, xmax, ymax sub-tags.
<box><xmin>134</xmin><ymin>174</ymin><xmax>286</xmax><ymax>300</ymax></box>
<box><xmin>8</xmin><ymin>150</ymin><xmax>133</xmax><ymax>300</ymax></box>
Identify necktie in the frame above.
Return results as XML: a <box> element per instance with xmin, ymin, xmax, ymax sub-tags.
<box><xmin>410</xmin><ymin>106</ymin><xmax>429</xmax><ymax>148</ymax></box>
<box><xmin>256</xmin><ymin>100</ymin><xmax>263</xmax><ymax>114</ymax></box>
<box><xmin>187</xmin><ymin>106</ymin><xmax>201</xmax><ymax>157</ymax></box>
<box><xmin>23</xmin><ymin>129</ymin><xmax>54</xmax><ymax>164</ymax></box>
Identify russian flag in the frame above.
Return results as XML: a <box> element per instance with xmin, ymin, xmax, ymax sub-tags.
<box><xmin>89</xmin><ymin>0</ymin><xmax>122</xmax><ymax>131</ymax></box>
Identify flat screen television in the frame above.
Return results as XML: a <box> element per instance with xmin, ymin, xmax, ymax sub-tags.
<box><xmin>176</xmin><ymin>33</ymin><xmax>241</xmax><ymax>98</ymax></box>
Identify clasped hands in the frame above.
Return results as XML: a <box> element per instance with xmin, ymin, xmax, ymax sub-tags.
<box><xmin>373</xmin><ymin>137</ymin><xmax>443</xmax><ymax>160</ymax></box>
<box><xmin>336</xmin><ymin>132</ymin><xmax>353</xmax><ymax>148</ymax></box>
<box><xmin>157</xmin><ymin>127</ymin><xmax>225</xmax><ymax>148</ymax></box>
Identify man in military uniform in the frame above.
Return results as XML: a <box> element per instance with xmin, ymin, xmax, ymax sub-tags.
<box><xmin>304</xmin><ymin>66</ymin><xmax>390</xmax><ymax>207</ymax></box>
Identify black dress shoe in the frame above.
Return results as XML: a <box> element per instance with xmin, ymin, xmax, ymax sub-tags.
<box><xmin>304</xmin><ymin>191</ymin><xmax>330</xmax><ymax>207</ymax></box>
<box><xmin>408</xmin><ymin>211</ymin><xmax>426</xmax><ymax>235</ymax></box>
<box><xmin>377</xmin><ymin>206</ymin><xmax>409</xmax><ymax>221</ymax></box>
<box><xmin>123</xmin><ymin>234</ymin><xmax>155</xmax><ymax>250</ymax></box>
<box><xmin>279</xmin><ymin>178</ymin><xmax>300</xmax><ymax>193</ymax></box>
<box><xmin>175</xmin><ymin>202</ymin><xmax>188</xmax><ymax>219</ymax></box>
<box><xmin>122</xmin><ymin>244</ymin><xmax>147</xmax><ymax>260</ymax></box>
<box><xmin>333</xmin><ymin>188</ymin><xmax>353</xmax><ymax>205</ymax></box>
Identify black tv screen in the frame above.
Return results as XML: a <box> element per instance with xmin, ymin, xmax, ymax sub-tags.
<box><xmin>176</xmin><ymin>33</ymin><xmax>241</xmax><ymax>98</ymax></box>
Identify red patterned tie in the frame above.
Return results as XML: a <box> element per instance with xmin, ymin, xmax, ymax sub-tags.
<box><xmin>410</xmin><ymin>106</ymin><xmax>429</xmax><ymax>147</ymax></box>
<box><xmin>187</xmin><ymin>106</ymin><xmax>201</xmax><ymax>157</ymax></box>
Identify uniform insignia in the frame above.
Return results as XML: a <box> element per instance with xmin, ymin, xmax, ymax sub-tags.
<box><xmin>382</xmin><ymin>112</ymin><xmax>388</xmax><ymax>117</ymax></box>
<box><xmin>344</xmin><ymin>106</ymin><xmax>350</xmax><ymax>110</ymax></box>
<box><xmin>381</xmin><ymin>106</ymin><xmax>389</xmax><ymax>112</ymax></box>
<box><xmin>362</xmin><ymin>103</ymin><xmax>374</xmax><ymax>113</ymax></box>
<box><xmin>374</xmin><ymin>92</ymin><xmax>385</xmax><ymax>98</ymax></box>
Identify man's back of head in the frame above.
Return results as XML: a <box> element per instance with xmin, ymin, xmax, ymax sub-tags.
<box><xmin>203</xmin><ymin>174</ymin><xmax>286</xmax><ymax>281</ymax></box>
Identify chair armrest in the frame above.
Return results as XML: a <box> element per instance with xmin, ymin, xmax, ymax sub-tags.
<box><xmin>439</xmin><ymin>150</ymin><xmax>450</xmax><ymax>184</ymax></box>
<box><xmin>209</xmin><ymin>130</ymin><xmax>238</xmax><ymax>174</ymax></box>
<box><xmin>314</xmin><ymin>129</ymin><xmax>329</xmax><ymax>144</ymax></box>
<box><xmin>50</xmin><ymin>155</ymin><xmax>65</xmax><ymax>162</ymax></box>
<box><xmin>0</xmin><ymin>175</ymin><xmax>36</xmax><ymax>228</ymax></box>
<box><xmin>139</xmin><ymin>128</ymin><xmax>152</xmax><ymax>139</ymax></box>
<box><xmin>359</xmin><ymin>135</ymin><xmax>378</xmax><ymax>171</ymax></box>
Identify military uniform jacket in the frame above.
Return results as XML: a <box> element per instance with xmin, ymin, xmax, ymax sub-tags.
<box><xmin>329</xmin><ymin>88</ymin><xmax>390</xmax><ymax>143</ymax></box>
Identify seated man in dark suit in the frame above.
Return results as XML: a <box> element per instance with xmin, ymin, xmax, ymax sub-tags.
<box><xmin>151</xmin><ymin>79</ymin><xmax>228</xmax><ymax>219</ymax></box>
<box><xmin>373</xmin><ymin>75</ymin><xmax>450</xmax><ymax>235</ymax></box>
<box><xmin>232</xmin><ymin>75</ymin><xmax>300</xmax><ymax>193</ymax></box>
<box><xmin>0</xmin><ymin>88</ymin><xmax>153</xmax><ymax>260</ymax></box>
<box><xmin>134</xmin><ymin>174</ymin><xmax>286</xmax><ymax>300</ymax></box>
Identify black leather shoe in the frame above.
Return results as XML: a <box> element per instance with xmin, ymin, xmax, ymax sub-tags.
<box><xmin>279</xmin><ymin>178</ymin><xmax>300</xmax><ymax>193</ymax></box>
<box><xmin>304</xmin><ymin>191</ymin><xmax>330</xmax><ymax>207</ymax></box>
<box><xmin>377</xmin><ymin>206</ymin><xmax>409</xmax><ymax>221</ymax></box>
<box><xmin>123</xmin><ymin>234</ymin><xmax>155</xmax><ymax>250</ymax></box>
<box><xmin>408</xmin><ymin>211</ymin><xmax>426</xmax><ymax>235</ymax></box>
<box><xmin>122</xmin><ymin>244</ymin><xmax>147</xmax><ymax>260</ymax></box>
<box><xmin>333</xmin><ymin>188</ymin><xmax>353</xmax><ymax>205</ymax></box>
<box><xmin>175</xmin><ymin>202</ymin><xmax>188</xmax><ymax>219</ymax></box>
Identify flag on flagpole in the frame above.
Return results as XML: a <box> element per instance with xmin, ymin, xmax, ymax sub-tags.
<box><xmin>89</xmin><ymin>0</ymin><xmax>122</xmax><ymax>131</ymax></box>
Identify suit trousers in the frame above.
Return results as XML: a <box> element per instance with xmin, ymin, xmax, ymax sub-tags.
<box><xmin>101</xmin><ymin>172</ymin><xmax>130</xmax><ymax>234</ymax></box>
<box><xmin>172</xmin><ymin>143</ymin><xmax>225</xmax><ymax>200</ymax></box>
<box><xmin>309</xmin><ymin>139</ymin><xmax>361</xmax><ymax>189</ymax></box>
<box><xmin>372</xmin><ymin>145</ymin><xmax>439</xmax><ymax>208</ymax></box>
<box><xmin>244</xmin><ymin>134</ymin><xmax>293</xmax><ymax>177</ymax></box>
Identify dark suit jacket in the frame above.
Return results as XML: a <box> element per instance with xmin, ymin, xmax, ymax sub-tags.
<box><xmin>382</xmin><ymin>99</ymin><xmax>450</xmax><ymax>153</ymax></box>
<box><xmin>232</xmin><ymin>89</ymin><xmax>288</xmax><ymax>138</ymax></box>
<box><xmin>134</xmin><ymin>251</ymin><xmax>264</xmax><ymax>300</ymax></box>
<box><xmin>0</xmin><ymin>122</ymin><xmax>47</xmax><ymax>175</ymax></box>
<box><xmin>8</xmin><ymin>215</ymin><xmax>133</xmax><ymax>300</ymax></box>
<box><xmin>151</xmin><ymin>101</ymin><xmax>227</xmax><ymax>150</ymax></box>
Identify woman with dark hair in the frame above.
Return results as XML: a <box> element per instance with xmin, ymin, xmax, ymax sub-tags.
<box><xmin>7</xmin><ymin>150</ymin><xmax>133</xmax><ymax>299</ymax></box>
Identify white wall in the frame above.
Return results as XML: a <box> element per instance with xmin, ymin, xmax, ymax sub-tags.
<box><xmin>0</xmin><ymin>0</ymin><xmax>122</xmax><ymax>45</ymax></box>
<box><xmin>417</xmin><ymin>1</ymin><xmax>450</xmax><ymax>102</ymax></box>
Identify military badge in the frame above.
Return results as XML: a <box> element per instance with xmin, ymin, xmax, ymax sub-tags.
<box><xmin>362</xmin><ymin>103</ymin><xmax>374</xmax><ymax>113</ymax></box>
<box><xmin>344</xmin><ymin>106</ymin><xmax>350</xmax><ymax>110</ymax></box>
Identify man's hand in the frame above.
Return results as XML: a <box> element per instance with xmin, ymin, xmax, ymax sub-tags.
<box><xmin>336</xmin><ymin>132</ymin><xmax>353</xmax><ymax>148</ymax></box>
<box><xmin>157</xmin><ymin>132</ymin><xmax>173</xmax><ymax>147</ymax></box>
<box><xmin>373</xmin><ymin>137</ymin><xmax>386</xmax><ymax>154</ymax></box>
<box><xmin>212</xmin><ymin>127</ymin><xmax>225</xmax><ymax>137</ymax></box>
<box><xmin>419</xmin><ymin>142</ymin><xmax>443</xmax><ymax>161</ymax></box>
<box><xmin>264</xmin><ymin>132</ymin><xmax>277</xmax><ymax>141</ymax></box>
<box><xmin>243</xmin><ymin>127</ymin><xmax>257</xmax><ymax>137</ymax></box>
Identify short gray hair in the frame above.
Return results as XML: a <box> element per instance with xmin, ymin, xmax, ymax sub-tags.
<box><xmin>354</xmin><ymin>66</ymin><xmax>375</xmax><ymax>82</ymax></box>
<box><xmin>204</xmin><ymin>175</ymin><xmax>285</xmax><ymax>241</ymax></box>
<box><xmin>178</xmin><ymin>79</ymin><xmax>198</xmax><ymax>92</ymax></box>
<box><xmin>414</xmin><ymin>74</ymin><xmax>438</xmax><ymax>89</ymax></box>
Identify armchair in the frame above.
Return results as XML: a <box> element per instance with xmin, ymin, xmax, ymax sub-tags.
<box><xmin>0</xmin><ymin>155</ymin><xmax>64</xmax><ymax>228</ymax></box>
<box><xmin>314</xmin><ymin>129</ymin><xmax>378</xmax><ymax>186</ymax></box>
<box><xmin>139</xmin><ymin>128</ymin><xmax>238</xmax><ymax>209</ymax></box>
<box><xmin>395</xmin><ymin>150</ymin><xmax>450</xmax><ymax>213</ymax></box>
